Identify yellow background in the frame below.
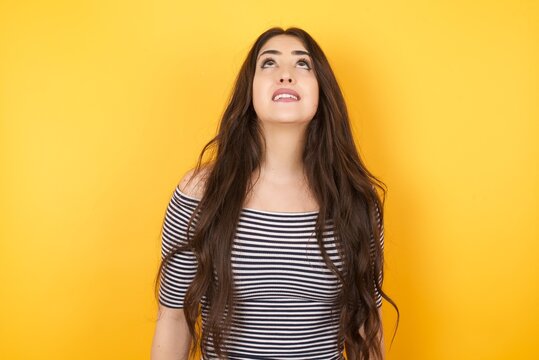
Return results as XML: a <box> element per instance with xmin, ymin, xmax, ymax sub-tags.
<box><xmin>1</xmin><ymin>1</ymin><xmax>537</xmax><ymax>359</ymax></box>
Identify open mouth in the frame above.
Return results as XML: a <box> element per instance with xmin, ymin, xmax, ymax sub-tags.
<box><xmin>273</xmin><ymin>94</ymin><xmax>299</xmax><ymax>102</ymax></box>
<box><xmin>272</xmin><ymin>88</ymin><xmax>301</xmax><ymax>102</ymax></box>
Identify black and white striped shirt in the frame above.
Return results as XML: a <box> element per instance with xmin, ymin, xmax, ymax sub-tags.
<box><xmin>158</xmin><ymin>186</ymin><xmax>384</xmax><ymax>360</ymax></box>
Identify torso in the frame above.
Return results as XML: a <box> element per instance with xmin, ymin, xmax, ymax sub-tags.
<box><xmin>167</xmin><ymin>189</ymin><xmax>344</xmax><ymax>359</ymax></box>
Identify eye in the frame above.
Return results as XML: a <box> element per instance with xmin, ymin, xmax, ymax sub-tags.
<box><xmin>297</xmin><ymin>57</ymin><xmax>312</xmax><ymax>70</ymax></box>
<box><xmin>261</xmin><ymin>58</ymin><xmax>276</xmax><ymax>67</ymax></box>
<box><xmin>260</xmin><ymin>57</ymin><xmax>312</xmax><ymax>70</ymax></box>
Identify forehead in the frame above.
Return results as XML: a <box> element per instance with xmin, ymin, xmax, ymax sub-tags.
<box><xmin>258</xmin><ymin>35</ymin><xmax>307</xmax><ymax>55</ymax></box>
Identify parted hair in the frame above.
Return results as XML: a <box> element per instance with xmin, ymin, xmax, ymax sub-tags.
<box><xmin>154</xmin><ymin>26</ymin><xmax>399</xmax><ymax>360</ymax></box>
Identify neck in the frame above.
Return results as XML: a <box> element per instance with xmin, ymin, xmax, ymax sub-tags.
<box><xmin>257</xmin><ymin>121</ymin><xmax>309</xmax><ymax>183</ymax></box>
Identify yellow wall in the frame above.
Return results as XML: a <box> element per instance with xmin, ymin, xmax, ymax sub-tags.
<box><xmin>1</xmin><ymin>1</ymin><xmax>537</xmax><ymax>359</ymax></box>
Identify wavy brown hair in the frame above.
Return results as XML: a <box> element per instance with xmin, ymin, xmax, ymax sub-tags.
<box><xmin>154</xmin><ymin>26</ymin><xmax>399</xmax><ymax>359</ymax></box>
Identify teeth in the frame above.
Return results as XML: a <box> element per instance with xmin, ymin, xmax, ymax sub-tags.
<box><xmin>273</xmin><ymin>93</ymin><xmax>298</xmax><ymax>101</ymax></box>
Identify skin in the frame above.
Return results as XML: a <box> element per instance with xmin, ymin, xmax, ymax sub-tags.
<box><xmin>250</xmin><ymin>34</ymin><xmax>386</xmax><ymax>358</ymax></box>
<box><xmin>246</xmin><ymin>34</ymin><xmax>320</xmax><ymax>212</ymax></box>
<box><xmin>252</xmin><ymin>34</ymin><xmax>319</xmax><ymax>126</ymax></box>
<box><xmin>151</xmin><ymin>34</ymin><xmax>386</xmax><ymax>360</ymax></box>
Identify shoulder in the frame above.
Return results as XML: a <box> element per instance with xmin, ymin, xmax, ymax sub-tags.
<box><xmin>177</xmin><ymin>164</ymin><xmax>212</xmax><ymax>200</ymax></box>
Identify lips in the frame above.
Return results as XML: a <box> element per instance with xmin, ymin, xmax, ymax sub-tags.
<box><xmin>272</xmin><ymin>88</ymin><xmax>301</xmax><ymax>101</ymax></box>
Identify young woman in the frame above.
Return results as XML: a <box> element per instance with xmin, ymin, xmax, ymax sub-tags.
<box><xmin>151</xmin><ymin>26</ymin><xmax>399</xmax><ymax>360</ymax></box>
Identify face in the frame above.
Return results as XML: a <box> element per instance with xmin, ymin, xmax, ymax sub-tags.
<box><xmin>252</xmin><ymin>35</ymin><xmax>319</xmax><ymax>125</ymax></box>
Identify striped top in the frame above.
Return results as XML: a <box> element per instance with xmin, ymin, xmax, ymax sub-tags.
<box><xmin>158</xmin><ymin>186</ymin><xmax>384</xmax><ymax>360</ymax></box>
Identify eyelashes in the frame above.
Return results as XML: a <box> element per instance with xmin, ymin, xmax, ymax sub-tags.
<box><xmin>260</xmin><ymin>57</ymin><xmax>312</xmax><ymax>70</ymax></box>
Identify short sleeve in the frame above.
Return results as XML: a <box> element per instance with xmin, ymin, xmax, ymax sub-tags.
<box><xmin>370</xmin><ymin>201</ymin><xmax>384</xmax><ymax>309</ymax></box>
<box><xmin>158</xmin><ymin>187</ymin><xmax>199</xmax><ymax>309</ymax></box>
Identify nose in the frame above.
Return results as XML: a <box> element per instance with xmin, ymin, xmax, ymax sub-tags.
<box><xmin>279</xmin><ymin>71</ymin><xmax>294</xmax><ymax>84</ymax></box>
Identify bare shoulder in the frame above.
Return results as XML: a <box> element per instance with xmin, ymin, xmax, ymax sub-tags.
<box><xmin>177</xmin><ymin>165</ymin><xmax>212</xmax><ymax>200</ymax></box>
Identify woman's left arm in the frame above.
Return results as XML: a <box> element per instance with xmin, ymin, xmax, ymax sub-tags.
<box><xmin>378</xmin><ymin>307</ymin><xmax>386</xmax><ymax>359</ymax></box>
<box><xmin>358</xmin><ymin>307</ymin><xmax>386</xmax><ymax>360</ymax></box>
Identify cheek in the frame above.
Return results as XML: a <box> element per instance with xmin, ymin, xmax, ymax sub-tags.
<box><xmin>252</xmin><ymin>76</ymin><xmax>270</xmax><ymax>101</ymax></box>
<box><xmin>252</xmin><ymin>78</ymin><xmax>263</xmax><ymax>106</ymax></box>
<box><xmin>312</xmin><ymin>93</ymin><xmax>319</xmax><ymax>109</ymax></box>
<box><xmin>307</xmin><ymin>80</ymin><xmax>319</xmax><ymax>107</ymax></box>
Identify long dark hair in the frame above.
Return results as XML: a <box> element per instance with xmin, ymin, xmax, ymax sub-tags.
<box><xmin>154</xmin><ymin>26</ymin><xmax>399</xmax><ymax>359</ymax></box>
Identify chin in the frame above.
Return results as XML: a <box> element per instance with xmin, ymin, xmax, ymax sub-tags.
<box><xmin>267</xmin><ymin>116</ymin><xmax>313</xmax><ymax>124</ymax></box>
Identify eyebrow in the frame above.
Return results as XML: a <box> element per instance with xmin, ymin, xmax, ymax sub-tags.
<box><xmin>257</xmin><ymin>49</ymin><xmax>311</xmax><ymax>60</ymax></box>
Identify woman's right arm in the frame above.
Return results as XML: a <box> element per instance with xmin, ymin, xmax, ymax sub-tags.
<box><xmin>152</xmin><ymin>169</ymin><xmax>206</xmax><ymax>359</ymax></box>
<box><xmin>150</xmin><ymin>305</ymin><xmax>192</xmax><ymax>360</ymax></box>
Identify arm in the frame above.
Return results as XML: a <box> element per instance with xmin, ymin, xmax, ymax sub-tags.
<box><xmin>364</xmin><ymin>198</ymin><xmax>386</xmax><ymax>359</ymax></box>
<box><xmin>150</xmin><ymin>305</ymin><xmax>192</xmax><ymax>360</ymax></box>
<box><xmin>377</xmin><ymin>307</ymin><xmax>386</xmax><ymax>359</ymax></box>
<box><xmin>152</xmin><ymin>171</ymin><xmax>205</xmax><ymax>359</ymax></box>
<box><xmin>358</xmin><ymin>307</ymin><xmax>386</xmax><ymax>360</ymax></box>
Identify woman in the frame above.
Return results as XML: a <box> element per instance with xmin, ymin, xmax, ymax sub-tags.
<box><xmin>151</xmin><ymin>26</ymin><xmax>399</xmax><ymax>360</ymax></box>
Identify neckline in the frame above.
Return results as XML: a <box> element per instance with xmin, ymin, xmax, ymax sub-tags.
<box><xmin>176</xmin><ymin>188</ymin><xmax>320</xmax><ymax>216</ymax></box>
